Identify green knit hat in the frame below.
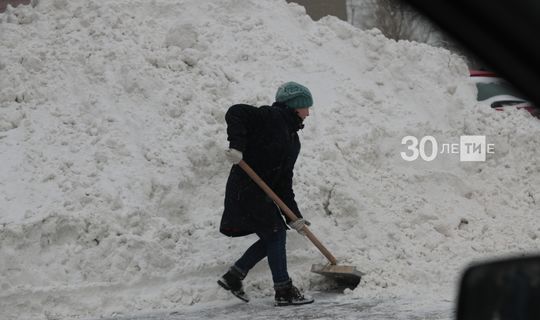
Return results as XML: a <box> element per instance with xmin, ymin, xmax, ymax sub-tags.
<box><xmin>275</xmin><ymin>81</ymin><xmax>313</xmax><ymax>109</ymax></box>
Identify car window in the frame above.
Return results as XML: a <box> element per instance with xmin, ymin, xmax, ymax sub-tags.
<box><xmin>476</xmin><ymin>82</ymin><xmax>525</xmax><ymax>102</ymax></box>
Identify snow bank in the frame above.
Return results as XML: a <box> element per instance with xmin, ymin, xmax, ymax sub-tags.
<box><xmin>1</xmin><ymin>0</ymin><xmax>539</xmax><ymax>319</ymax></box>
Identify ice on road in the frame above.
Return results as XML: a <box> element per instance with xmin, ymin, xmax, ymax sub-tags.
<box><xmin>91</xmin><ymin>293</ymin><xmax>452</xmax><ymax>320</ymax></box>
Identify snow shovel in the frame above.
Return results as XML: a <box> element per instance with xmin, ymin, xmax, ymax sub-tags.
<box><xmin>238</xmin><ymin>160</ymin><xmax>363</xmax><ymax>289</ymax></box>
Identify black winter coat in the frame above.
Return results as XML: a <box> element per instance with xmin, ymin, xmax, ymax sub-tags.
<box><xmin>220</xmin><ymin>102</ymin><xmax>304</xmax><ymax>237</ymax></box>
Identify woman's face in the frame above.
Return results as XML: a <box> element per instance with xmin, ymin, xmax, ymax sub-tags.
<box><xmin>295</xmin><ymin>108</ymin><xmax>310</xmax><ymax>120</ymax></box>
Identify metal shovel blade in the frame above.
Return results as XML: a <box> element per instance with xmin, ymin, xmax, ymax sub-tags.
<box><xmin>311</xmin><ymin>264</ymin><xmax>364</xmax><ymax>289</ymax></box>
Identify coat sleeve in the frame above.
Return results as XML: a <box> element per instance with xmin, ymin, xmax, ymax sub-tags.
<box><xmin>225</xmin><ymin>104</ymin><xmax>269</xmax><ymax>152</ymax></box>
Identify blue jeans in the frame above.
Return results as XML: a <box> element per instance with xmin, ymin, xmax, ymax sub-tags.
<box><xmin>233</xmin><ymin>229</ymin><xmax>290</xmax><ymax>286</ymax></box>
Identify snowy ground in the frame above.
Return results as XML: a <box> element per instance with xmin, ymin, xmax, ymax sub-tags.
<box><xmin>89</xmin><ymin>293</ymin><xmax>452</xmax><ymax>320</ymax></box>
<box><xmin>1</xmin><ymin>0</ymin><xmax>539</xmax><ymax>319</ymax></box>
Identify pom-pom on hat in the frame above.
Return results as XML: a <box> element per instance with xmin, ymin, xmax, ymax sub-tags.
<box><xmin>275</xmin><ymin>81</ymin><xmax>313</xmax><ymax>109</ymax></box>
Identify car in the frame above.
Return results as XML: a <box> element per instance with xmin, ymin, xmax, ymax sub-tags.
<box><xmin>457</xmin><ymin>255</ymin><xmax>540</xmax><ymax>320</ymax></box>
<box><xmin>470</xmin><ymin>70</ymin><xmax>539</xmax><ymax>118</ymax></box>
<box><xmin>403</xmin><ymin>0</ymin><xmax>540</xmax><ymax>111</ymax></box>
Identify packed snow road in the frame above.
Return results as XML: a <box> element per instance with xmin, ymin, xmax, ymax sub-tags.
<box><xmin>90</xmin><ymin>293</ymin><xmax>452</xmax><ymax>320</ymax></box>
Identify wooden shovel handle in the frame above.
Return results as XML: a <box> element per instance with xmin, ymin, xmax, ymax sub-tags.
<box><xmin>238</xmin><ymin>160</ymin><xmax>338</xmax><ymax>265</ymax></box>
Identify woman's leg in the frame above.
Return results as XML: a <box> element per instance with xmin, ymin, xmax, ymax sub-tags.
<box><xmin>233</xmin><ymin>237</ymin><xmax>268</xmax><ymax>276</ymax></box>
<box><xmin>257</xmin><ymin>229</ymin><xmax>290</xmax><ymax>286</ymax></box>
<box><xmin>233</xmin><ymin>228</ymin><xmax>289</xmax><ymax>284</ymax></box>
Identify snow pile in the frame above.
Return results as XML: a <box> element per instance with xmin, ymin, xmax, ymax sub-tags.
<box><xmin>1</xmin><ymin>0</ymin><xmax>539</xmax><ymax>319</ymax></box>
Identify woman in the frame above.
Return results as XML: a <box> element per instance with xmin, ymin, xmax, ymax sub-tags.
<box><xmin>218</xmin><ymin>81</ymin><xmax>314</xmax><ymax>306</ymax></box>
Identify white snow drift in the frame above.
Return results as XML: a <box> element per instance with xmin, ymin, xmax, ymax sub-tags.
<box><xmin>1</xmin><ymin>0</ymin><xmax>539</xmax><ymax>319</ymax></box>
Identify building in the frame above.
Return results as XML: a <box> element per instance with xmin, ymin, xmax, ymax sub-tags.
<box><xmin>286</xmin><ymin>0</ymin><xmax>347</xmax><ymax>21</ymax></box>
<box><xmin>0</xmin><ymin>0</ymin><xmax>30</xmax><ymax>13</ymax></box>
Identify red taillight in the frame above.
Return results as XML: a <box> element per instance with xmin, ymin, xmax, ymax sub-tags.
<box><xmin>470</xmin><ymin>70</ymin><xmax>498</xmax><ymax>77</ymax></box>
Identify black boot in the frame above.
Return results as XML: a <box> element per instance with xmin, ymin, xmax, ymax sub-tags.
<box><xmin>217</xmin><ymin>267</ymin><xmax>249</xmax><ymax>302</ymax></box>
<box><xmin>274</xmin><ymin>280</ymin><xmax>314</xmax><ymax>306</ymax></box>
